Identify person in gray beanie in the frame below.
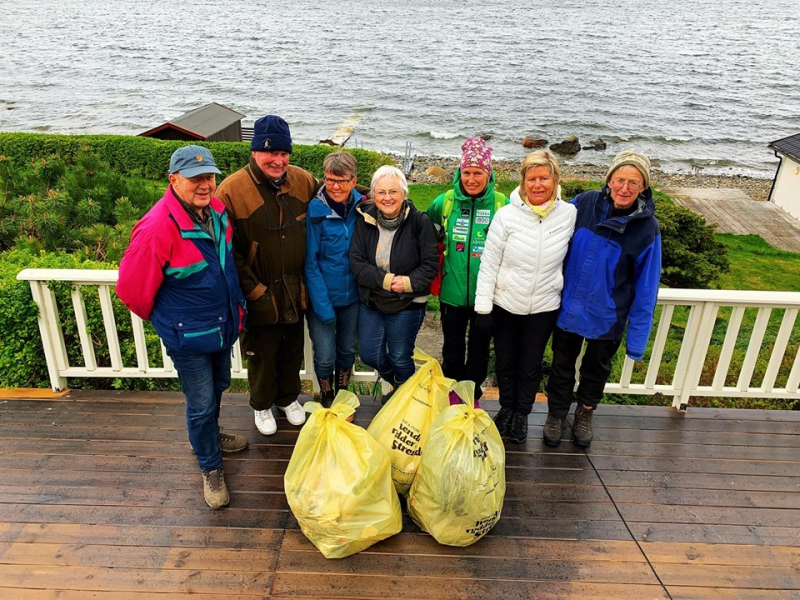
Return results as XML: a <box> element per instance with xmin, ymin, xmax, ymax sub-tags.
<box><xmin>216</xmin><ymin>115</ymin><xmax>317</xmax><ymax>436</ymax></box>
<box><xmin>543</xmin><ymin>149</ymin><xmax>661</xmax><ymax>449</ymax></box>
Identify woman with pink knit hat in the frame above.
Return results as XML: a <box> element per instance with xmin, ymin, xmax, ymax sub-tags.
<box><xmin>426</xmin><ymin>138</ymin><xmax>508</xmax><ymax>401</ymax></box>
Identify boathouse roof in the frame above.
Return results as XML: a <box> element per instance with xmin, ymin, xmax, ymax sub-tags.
<box><xmin>139</xmin><ymin>102</ymin><xmax>245</xmax><ymax>142</ymax></box>
<box><xmin>769</xmin><ymin>132</ymin><xmax>800</xmax><ymax>163</ymax></box>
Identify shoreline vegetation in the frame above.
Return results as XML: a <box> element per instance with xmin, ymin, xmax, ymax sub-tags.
<box><xmin>399</xmin><ymin>155</ymin><xmax>774</xmax><ymax>201</ymax></box>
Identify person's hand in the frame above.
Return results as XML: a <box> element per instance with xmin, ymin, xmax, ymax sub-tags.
<box><xmin>390</xmin><ymin>276</ymin><xmax>405</xmax><ymax>293</ymax></box>
<box><xmin>473</xmin><ymin>313</ymin><xmax>493</xmax><ymax>336</ymax></box>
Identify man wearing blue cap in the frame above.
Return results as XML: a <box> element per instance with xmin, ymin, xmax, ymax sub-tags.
<box><xmin>117</xmin><ymin>145</ymin><xmax>247</xmax><ymax>509</ymax></box>
<box><xmin>216</xmin><ymin>116</ymin><xmax>317</xmax><ymax>437</ymax></box>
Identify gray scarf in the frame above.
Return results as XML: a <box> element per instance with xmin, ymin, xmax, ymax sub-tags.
<box><xmin>376</xmin><ymin>201</ymin><xmax>407</xmax><ymax>230</ymax></box>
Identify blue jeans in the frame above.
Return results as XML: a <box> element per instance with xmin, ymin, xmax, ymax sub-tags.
<box><xmin>166</xmin><ymin>347</ymin><xmax>231</xmax><ymax>472</ymax></box>
<box><xmin>307</xmin><ymin>302</ymin><xmax>359</xmax><ymax>377</ymax></box>
<box><xmin>358</xmin><ymin>302</ymin><xmax>425</xmax><ymax>385</ymax></box>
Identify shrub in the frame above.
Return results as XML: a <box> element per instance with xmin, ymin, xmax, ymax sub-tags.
<box><xmin>0</xmin><ymin>132</ymin><xmax>392</xmax><ymax>182</ymax></box>
<box><xmin>0</xmin><ymin>152</ymin><xmax>159</xmax><ymax>261</ymax></box>
<box><xmin>656</xmin><ymin>202</ymin><xmax>730</xmax><ymax>288</ymax></box>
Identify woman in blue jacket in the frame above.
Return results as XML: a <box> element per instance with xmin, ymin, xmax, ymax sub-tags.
<box><xmin>304</xmin><ymin>152</ymin><xmax>363</xmax><ymax>405</ymax></box>
<box><xmin>544</xmin><ymin>150</ymin><xmax>661</xmax><ymax>448</ymax></box>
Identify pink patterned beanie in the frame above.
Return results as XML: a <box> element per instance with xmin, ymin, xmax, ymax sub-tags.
<box><xmin>460</xmin><ymin>138</ymin><xmax>493</xmax><ymax>175</ymax></box>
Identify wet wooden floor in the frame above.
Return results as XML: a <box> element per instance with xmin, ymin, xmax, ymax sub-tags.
<box><xmin>0</xmin><ymin>390</ymin><xmax>798</xmax><ymax>599</ymax></box>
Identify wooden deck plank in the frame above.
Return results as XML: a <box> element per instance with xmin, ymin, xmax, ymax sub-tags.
<box><xmin>668</xmin><ymin>588</ymin><xmax>799</xmax><ymax>600</ymax></box>
<box><xmin>0</xmin><ymin>565</ymin><xmax>272</xmax><ymax>595</ymax></box>
<box><xmin>0</xmin><ymin>522</ymin><xmax>283</xmax><ymax>549</ymax></box>
<box><xmin>271</xmin><ymin>573</ymin><xmax>671</xmax><ymax>600</ymax></box>
<box><xmin>630</xmin><ymin>523</ymin><xmax>799</xmax><ymax>546</ymax></box>
<box><xmin>0</xmin><ymin>592</ymin><xmax>266</xmax><ymax>600</ymax></box>
<box><xmin>0</xmin><ymin>542</ymin><xmax>277</xmax><ymax>572</ymax></box>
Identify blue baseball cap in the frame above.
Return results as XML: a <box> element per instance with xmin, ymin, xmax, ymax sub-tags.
<box><xmin>169</xmin><ymin>145</ymin><xmax>222</xmax><ymax>177</ymax></box>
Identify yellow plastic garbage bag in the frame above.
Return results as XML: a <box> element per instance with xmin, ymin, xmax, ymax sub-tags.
<box><xmin>407</xmin><ymin>381</ymin><xmax>506</xmax><ymax>546</ymax></box>
<box><xmin>367</xmin><ymin>348</ymin><xmax>453</xmax><ymax>494</ymax></box>
<box><xmin>284</xmin><ymin>391</ymin><xmax>402</xmax><ymax>559</ymax></box>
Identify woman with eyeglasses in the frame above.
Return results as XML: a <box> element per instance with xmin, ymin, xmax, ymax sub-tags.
<box><xmin>349</xmin><ymin>165</ymin><xmax>438</xmax><ymax>401</ymax></box>
<box><xmin>544</xmin><ymin>150</ymin><xmax>662</xmax><ymax>449</ymax></box>
<box><xmin>304</xmin><ymin>152</ymin><xmax>364</xmax><ymax>406</ymax></box>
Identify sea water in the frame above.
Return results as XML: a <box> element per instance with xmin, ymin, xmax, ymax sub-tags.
<box><xmin>1</xmin><ymin>0</ymin><xmax>798</xmax><ymax>175</ymax></box>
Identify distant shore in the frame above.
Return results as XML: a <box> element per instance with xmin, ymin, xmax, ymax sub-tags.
<box><xmin>401</xmin><ymin>155</ymin><xmax>774</xmax><ymax>201</ymax></box>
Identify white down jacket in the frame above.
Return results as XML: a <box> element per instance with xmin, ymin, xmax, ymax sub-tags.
<box><xmin>474</xmin><ymin>186</ymin><xmax>576</xmax><ymax>316</ymax></box>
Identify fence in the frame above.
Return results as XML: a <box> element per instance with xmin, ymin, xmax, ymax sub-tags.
<box><xmin>16</xmin><ymin>269</ymin><xmax>800</xmax><ymax>409</ymax></box>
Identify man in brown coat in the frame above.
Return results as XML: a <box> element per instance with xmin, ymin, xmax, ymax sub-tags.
<box><xmin>216</xmin><ymin>115</ymin><xmax>316</xmax><ymax>436</ymax></box>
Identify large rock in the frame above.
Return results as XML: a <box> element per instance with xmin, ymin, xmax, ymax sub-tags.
<box><xmin>522</xmin><ymin>136</ymin><xmax>548</xmax><ymax>149</ymax></box>
<box><xmin>550</xmin><ymin>137</ymin><xmax>581</xmax><ymax>155</ymax></box>
<box><xmin>582</xmin><ymin>138</ymin><xmax>607</xmax><ymax>151</ymax></box>
<box><xmin>424</xmin><ymin>166</ymin><xmax>451</xmax><ymax>184</ymax></box>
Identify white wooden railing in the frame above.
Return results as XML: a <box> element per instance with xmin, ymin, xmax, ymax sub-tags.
<box><xmin>16</xmin><ymin>269</ymin><xmax>800</xmax><ymax>410</ymax></box>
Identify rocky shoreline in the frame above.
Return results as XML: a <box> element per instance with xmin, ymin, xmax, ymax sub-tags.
<box><xmin>398</xmin><ymin>155</ymin><xmax>774</xmax><ymax>201</ymax></box>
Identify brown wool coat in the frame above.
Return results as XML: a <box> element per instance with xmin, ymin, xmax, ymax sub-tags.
<box><xmin>216</xmin><ymin>159</ymin><xmax>317</xmax><ymax>326</ymax></box>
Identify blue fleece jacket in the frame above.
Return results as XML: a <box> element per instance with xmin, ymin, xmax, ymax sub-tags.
<box><xmin>304</xmin><ymin>187</ymin><xmax>363</xmax><ymax>323</ymax></box>
<box><xmin>556</xmin><ymin>186</ymin><xmax>662</xmax><ymax>360</ymax></box>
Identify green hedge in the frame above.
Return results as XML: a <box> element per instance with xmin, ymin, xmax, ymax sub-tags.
<box><xmin>0</xmin><ymin>132</ymin><xmax>393</xmax><ymax>182</ymax></box>
<box><xmin>0</xmin><ymin>249</ymin><xmax>181</xmax><ymax>391</ymax></box>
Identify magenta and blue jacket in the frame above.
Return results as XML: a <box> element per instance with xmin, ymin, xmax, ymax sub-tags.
<box><xmin>116</xmin><ymin>186</ymin><xmax>245</xmax><ymax>354</ymax></box>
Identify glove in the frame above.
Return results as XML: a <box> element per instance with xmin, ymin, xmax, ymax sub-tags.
<box><xmin>473</xmin><ymin>313</ymin><xmax>493</xmax><ymax>337</ymax></box>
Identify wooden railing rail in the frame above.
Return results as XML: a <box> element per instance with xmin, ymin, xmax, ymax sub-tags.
<box><xmin>16</xmin><ymin>269</ymin><xmax>800</xmax><ymax>409</ymax></box>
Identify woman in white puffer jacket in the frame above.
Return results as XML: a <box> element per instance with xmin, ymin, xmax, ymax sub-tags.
<box><xmin>474</xmin><ymin>150</ymin><xmax>576</xmax><ymax>444</ymax></box>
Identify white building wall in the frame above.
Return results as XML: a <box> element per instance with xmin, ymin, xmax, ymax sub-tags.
<box><xmin>770</xmin><ymin>156</ymin><xmax>800</xmax><ymax>221</ymax></box>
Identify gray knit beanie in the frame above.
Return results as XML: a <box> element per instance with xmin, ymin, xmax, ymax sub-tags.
<box><xmin>606</xmin><ymin>150</ymin><xmax>651</xmax><ymax>190</ymax></box>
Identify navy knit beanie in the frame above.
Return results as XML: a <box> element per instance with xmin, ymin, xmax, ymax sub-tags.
<box><xmin>251</xmin><ymin>115</ymin><xmax>293</xmax><ymax>153</ymax></box>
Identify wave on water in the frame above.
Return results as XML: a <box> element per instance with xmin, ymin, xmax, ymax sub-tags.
<box><xmin>427</xmin><ymin>131</ymin><xmax>461</xmax><ymax>140</ymax></box>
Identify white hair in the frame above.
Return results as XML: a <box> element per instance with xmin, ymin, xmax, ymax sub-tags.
<box><xmin>370</xmin><ymin>165</ymin><xmax>408</xmax><ymax>197</ymax></box>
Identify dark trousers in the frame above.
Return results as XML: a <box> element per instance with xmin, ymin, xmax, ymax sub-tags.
<box><xmin>493</xmin><ymin>305</ymin><xmax>559</xmax><ymax>415</ymax></box>
<box><xmin>241</xmin><ymin>319</ymin><xmax>305</xmax><ymax>411</ymax></box>
<box><xmin>546</xmin><ymin>327</ymin><xmax>623</xmax><ymax>419</ymax></box>
<box><xmin>440</xmin><ymin>303</ymin><xmax>492</xmax><ymax>399</ymax></box>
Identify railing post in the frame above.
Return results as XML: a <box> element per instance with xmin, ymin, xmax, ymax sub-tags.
<box><xmin>27</xmin><ymin>280</ymin><xmax>68</xmax><ymax>392</ymax></box>
<box><xmin>672</xmin><ymin>300</ymin><xmax>718</xmax><ymax>411</ymax></box>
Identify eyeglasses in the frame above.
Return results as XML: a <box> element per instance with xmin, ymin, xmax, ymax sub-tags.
<box><xmin>323</xmin><ymin>176</ymin><xmax>353</xmax><ymax>187</ymax></box>
<box><xmin>375</xmin><ymin>189</ymin><xmax>402</xmax><ymax>199</ymax></box>
<box><xmin>610</xmin><ymin>178</ymin><xmax>644</xmax><ymax>191</ymax></box>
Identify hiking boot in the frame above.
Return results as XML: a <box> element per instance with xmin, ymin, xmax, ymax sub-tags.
<box><xmin>493</xmin><ymin>407</ymin><xmax>514</xmax><ymax>438</ymax></box>
<box><xmin>572</xmin><ymin>405</ymin><xmax>594</xmax><ymax>448</ymax></box>
<box><xmin>219</xmin><ymin>431</ymin><xmax>248</xmax><ymax>453</ymax></box>
<box><xmin>542</xmin><ymin>414</ymin><xmax>565</xmax><ymax>448</ymax></box>
<box><xmin>317</xmin><ymin>374</ymin><xmax>334</xmax><ymax>408</ymax></box>
<box><xmin>508</xmin><ymin>411</ymin><xmax>528</xmax><ymax>444</ymax></box>
<box><xmin>278</xmin><ymin>400</ymin><xmax>306</xmax><ymax>426</ymax></box>
<box><xmin>254</xmin><ymin>408</ymin><xmax>277</xmax><ymax>436</ymax></box>
<box><xmin>335</xmin><ymin>366</ymin><xmax>353</xmax><ymax>393</ymax></box>
<box><xmin>202</xmin><ymin>467</ymin><xmax>229</xmax><ymax>509</ymax></box>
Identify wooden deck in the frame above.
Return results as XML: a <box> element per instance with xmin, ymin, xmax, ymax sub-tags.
<box><xmin>662</xmin><ymin>187</ymin><xmax>800</xmax><ymax>253</ymax></box>
<box><xmin>0</xmin><ymin>390</ymin><xmax>798</xmax><ymax>599</ymax></box>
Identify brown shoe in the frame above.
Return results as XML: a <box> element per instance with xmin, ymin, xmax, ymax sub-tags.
<box><xmin>572</xmin><ymin>405</ymin><xmax>594</xmax><ymax>448</ymax></box>
<box><xmin>335</xmin><ymin>366</ymin><xmax>353</xmax><ymax>393</ymax></box>
<box><xmin>202</xmin><ymin>468</ymin><xmax>230</xmax><ymax>509</ymax></box>
<box><xmin>542</xmin><ymin>414</ymin><xmax>565</xmax><ymax>448</ymax></box>
<box><xmin>219</xmin><ymin>431</ymin><xmax>248</xmax><ymax>453</ymax></box>
<box><xmin>317</xmin><ymin>374</ymin><xmax>334</xmax><ymax>407</ymax></box>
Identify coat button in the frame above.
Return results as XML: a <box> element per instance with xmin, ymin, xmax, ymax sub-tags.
<box><xmin>178</xmin><ymin>323</ymin><xmax>183</xmax><ymax>327</ymax></box>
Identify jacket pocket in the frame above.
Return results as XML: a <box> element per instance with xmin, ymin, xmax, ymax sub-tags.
<box><xmin>246</xmin><ymin>288</ymin><xmax>280</xmax><ymax>326</ymax></box>
<box><xmin>177</xmin><ymin>324</ymin><xmax>224</xmax><ymax>354</ymax></box>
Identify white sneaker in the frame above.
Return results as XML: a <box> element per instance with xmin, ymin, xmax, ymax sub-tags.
<box><xmin>278</xmin><ymin>400</ymin><xmax>306</xmax><ymax>426</ymax></box>
<box><xmin>254</xmin><ymin>408</ymin><xmax>277</xmax><ymax>436</ymax></box>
